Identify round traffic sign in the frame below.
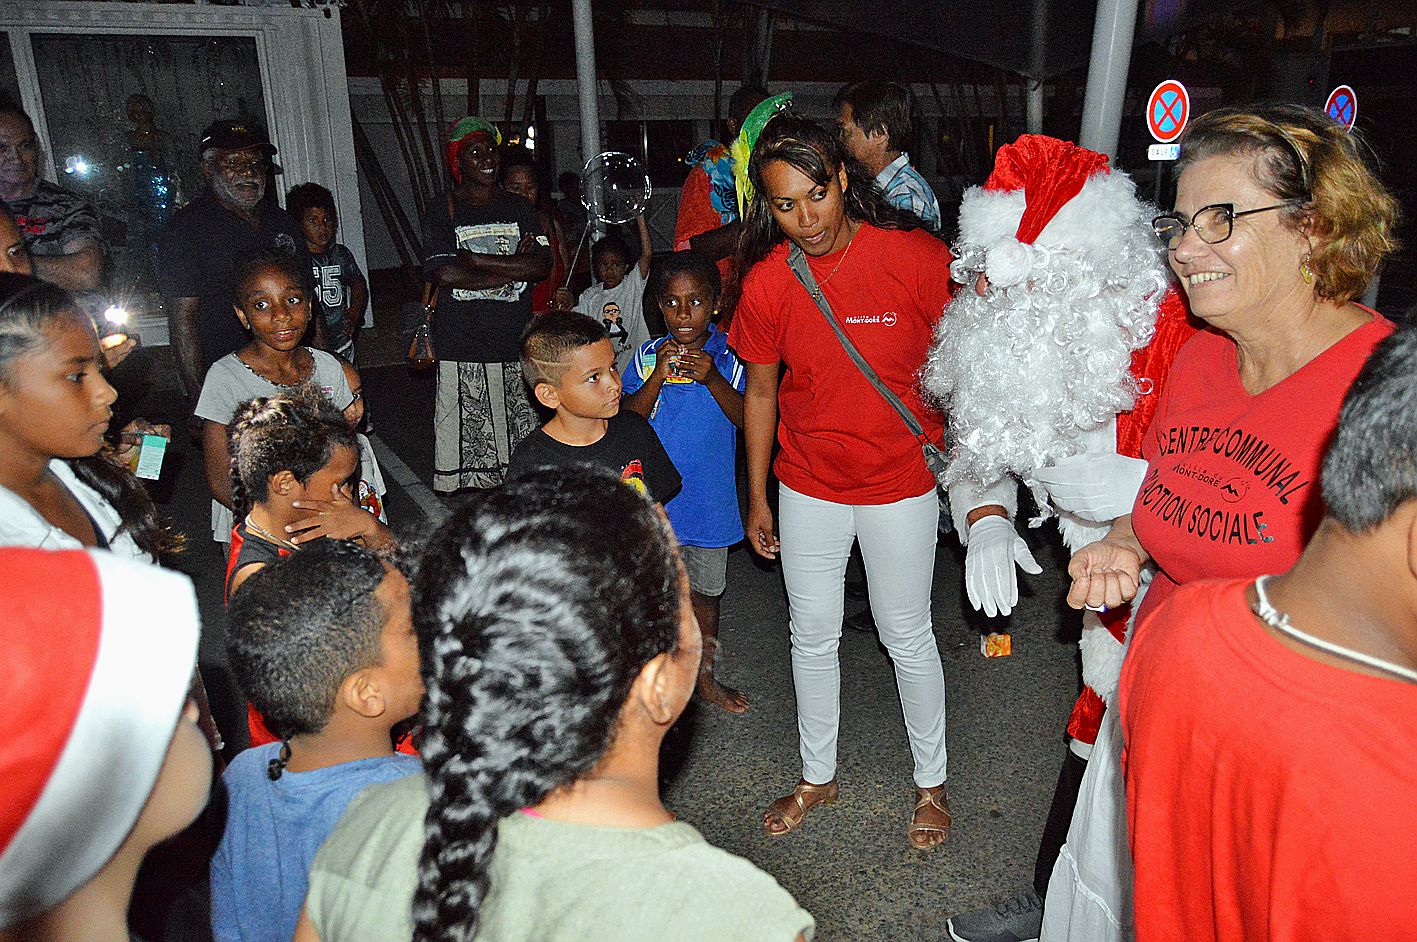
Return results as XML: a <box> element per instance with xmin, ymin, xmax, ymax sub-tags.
<box><xmin>1324</xmin><ymin>85</ymin><xmax>1357</xmax><ymax>131</ymax></box>
<box><xmin>1146</xmin><ymin>80</ymin><xmax>1190</xmax><ymax>144</ymax></box>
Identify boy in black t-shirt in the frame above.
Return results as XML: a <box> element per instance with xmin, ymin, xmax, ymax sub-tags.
<box><xmin>510</xmin><ymin>311</ymin><xmax>681</xmax><ymax>505</ymax></box>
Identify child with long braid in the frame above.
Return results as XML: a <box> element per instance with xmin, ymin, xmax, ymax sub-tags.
<box><xmin>295</xmin><ymin>465</ymin><xmax>814</xmax><ymax>942</ymax></box>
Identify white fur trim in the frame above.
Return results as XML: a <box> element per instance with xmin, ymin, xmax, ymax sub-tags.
<box><xmin>957</xmin><ymin>185</ymin><xmax>1027</xmax><ymax>248</ymax></box>
<box><xmin>1078</xmin><ymin>611</ymin><xmax>1128</xmax><ymax>703</ymax></box>
<box><xmin>1078</xmin><ymin>578</ymin><xmax>1149</xmax><ymax>705</ymax></box>
<box><xmin>985</xmin><ymin>237</ymin><xmax>1034</xmax><ymax>287</ymax></box>
<box><xmin>956</xmin><ymin>170</ymin><xmax>1151</xmax><ymax>256</ymax></box>
<box><xmin>0</xmin><ymin>553</ymin><xmax>198</xmax><ymax>925</ymax></box>
<box><xmin>949</xmin><ymin>477</ymin><xmax>1018</xmax><ymax>547</ymax></box>
<box><xmin>1036</xmin><ymin>171</ymin><xmax>1149</xmax><ymax>254</ymax></box>
<box><xmin>1058</xmin><ymin>513</ymin><xmax>1112</xmax><ymax>555</ymax></box>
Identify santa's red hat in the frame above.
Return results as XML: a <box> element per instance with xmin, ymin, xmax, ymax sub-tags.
<box><xmin>956</xmin><ymin>134</ymin><xmax>1145</xmax><ymax>288</ymax></box>
<box><xmin>0</xmin><ymin>549</ymin><xmax>199</xmax><ymax>927</ymax></box>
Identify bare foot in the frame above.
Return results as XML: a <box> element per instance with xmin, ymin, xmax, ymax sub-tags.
<box><xmin>763</xmin><ymin>779</ymin><xmax>839</xmax><ymax>836</ymax></box>
<box><xmin>908</xmin><ymin>785</ymin><xmax>952</xmax><ymax>849</ymax></box>
<box><xmin>696</xmin><ymin>672</ymin><xmax>749</xmax><ymax>714</ymax></box>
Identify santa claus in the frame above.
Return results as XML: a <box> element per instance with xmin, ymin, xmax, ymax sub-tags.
<box><xmin>924</xmin><ymin>135</ymin><xmax>1196</xmax><ymax>942</ymax></box>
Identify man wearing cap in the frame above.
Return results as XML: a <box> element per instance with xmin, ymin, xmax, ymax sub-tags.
<box><xmin>0</xmin><ymin>103</ymin><xmax>105</xmax><ymax>296</ymax></box>
<box><xmin>156</xmin><ymin>120</ymin><xmax>311</xmax><ymax>404</ymax></box>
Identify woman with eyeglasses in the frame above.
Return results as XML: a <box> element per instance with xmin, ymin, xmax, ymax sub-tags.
<box><xmin>1030</xmin><ymin>103</ymin><xmax>1399</xmax><ymax>942</ymax></box>
<box><xmin>1064</xmin><ymin>103</ymin><xmax>1397</xmax><ymax>622</ymax></box>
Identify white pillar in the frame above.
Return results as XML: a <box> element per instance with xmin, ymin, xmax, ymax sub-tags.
<box><xmin>1027</xmin><ymin>82</ymin><xmax>1044</xmax><ymax>134</ymax></box>
<box><xmin>1027</xmin><ymin>0</ymin><xmax>1047</xmax><ymax>134</ymax></box>
<box><xmin>1079</xmin><ymin>0</ymin><xmax>1141</xmax><ymax>158</ymax></box>
<box><xmin>571</xmin><ymin>0</ymin><xmax>601</xmax><ymax>165</ymax></box>
<box><xmin>571</xmin><ymin>0</ymin><xmax>602</xmax><ymax>237</ymax></box>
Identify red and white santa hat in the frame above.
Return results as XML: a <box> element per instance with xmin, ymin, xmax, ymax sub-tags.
<box><xmin>0</xmin><ymin>548</ymin><xmax>199</xmax><ymax>927</ymax></box>
<box><xmin>956</xmin><ymin>134</ymin><xmax>1142</xmax><ymax>287</ymax></box>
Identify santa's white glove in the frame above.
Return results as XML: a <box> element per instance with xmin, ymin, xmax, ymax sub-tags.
<box><xmin>965</xmin><ymin>516</ymin><xmax>1043</xmax><ymax>618</ymax></box>
<box><xmin>1035</xmin><ymin>454</ymin><xmax>1150</xmax><ymax>524</ymax></box>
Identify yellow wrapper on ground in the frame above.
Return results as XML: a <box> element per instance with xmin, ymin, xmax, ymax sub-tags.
<box><xmin>980</xmin><ymin>632</ymin><xmax>1013</xmax><ymax>658</ymax></box>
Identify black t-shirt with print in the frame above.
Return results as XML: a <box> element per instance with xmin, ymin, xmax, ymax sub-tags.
<box><xmin>421</xmin><ymin>190</ymin><xmax>543</xmax><ymax>363</ymax></box>
<box><xmin>310</xmin><ymin>243</ymin><xmax>364</xmax><ymax>334</ymax></box>
<box><xmin>508</xmin><ymin>410</ymin><xmax>682</xmax><ymax>504</ymax></box>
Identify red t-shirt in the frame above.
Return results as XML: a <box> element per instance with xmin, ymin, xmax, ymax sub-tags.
<box><xmin>729</xmin><ymin>225</ymin><xmax>954</xmax><ymax>504</ymax></box>
<box><xmin>1130</xmin><ymin>311</ymin><xmax>1392</xmax><ymax>622</ymax></box>
<box><xmin>1121</xmin><ymin>578</ymin><xmax>1417</xmax><ymax>942</ymax></box>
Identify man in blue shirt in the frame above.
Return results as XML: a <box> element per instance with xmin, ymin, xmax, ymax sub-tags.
<box><xmin>834</xmin><ymin>80</ymin><xmax>942</xmax><ymax>233</ymax></box>
<box><xmin>833</xmin><ymin>80</ymin><xmax>947</xmax><ymax>636</ymax></box>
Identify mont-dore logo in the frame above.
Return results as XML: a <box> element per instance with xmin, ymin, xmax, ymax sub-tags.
<box><xmin>843</xmin><ymin>311</ymin><xmax>899</xmax><ymax>326</ymax></box>
<box><xmin>1219</xmin><ymin>477</ymin><xmax>1248</xmax><ymax>503</ymax></box>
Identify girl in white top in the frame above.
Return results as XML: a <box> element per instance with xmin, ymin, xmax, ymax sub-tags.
<box><xmin>0</xmin><ymin>274</ymin><xmax>176</xmax><ymax>562</ymax></box>
<box><xmin>196</xmin><ymin>247</ymin><xmax>354</xmax><ymax>544</ymax></box>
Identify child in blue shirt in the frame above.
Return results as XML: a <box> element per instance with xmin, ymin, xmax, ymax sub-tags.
<box><xmin>622</xmin><ymin>250</ymin><xmax>748</xmax><ymax>713</ymax></box>
<box><xmin>212</xmin><ymin>540</ymin><xmax>423</xmax><ymax>942</ymax></box>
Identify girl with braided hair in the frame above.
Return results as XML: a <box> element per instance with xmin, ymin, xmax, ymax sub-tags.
<box><xmin>295</xmin><ymin>465</ymin><xmax>814</xmax><ymax>942</ymax></box>
<box><xmin>224</xmin><ymin>391</ymin><xmax>393</xmax><ymax>600</ymax></box>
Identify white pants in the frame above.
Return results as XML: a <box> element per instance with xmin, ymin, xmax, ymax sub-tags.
<box><xmin>778</xmin><ymin>484</ymin><xmax>948</xmax><ymax>787</ymax></box>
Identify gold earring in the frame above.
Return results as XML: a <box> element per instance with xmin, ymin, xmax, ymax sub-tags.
<box><xmin>1300</xmin><ymin>254</ymin><xmax>1314</xmax><ymax>284</ymax></box>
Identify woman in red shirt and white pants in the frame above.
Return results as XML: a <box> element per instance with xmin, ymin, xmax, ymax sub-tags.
<box><xmin>728</xmin><ymin>113</ymin><xmax>956</xmax><ymax>848</ymax></box>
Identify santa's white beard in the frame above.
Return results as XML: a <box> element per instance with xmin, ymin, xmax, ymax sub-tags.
<box><xmin>923</xmin><ymin>243</ymin><xmax>1166</xmax><ymax>516</ymax></box>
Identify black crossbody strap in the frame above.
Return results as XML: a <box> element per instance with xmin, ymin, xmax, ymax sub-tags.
<box><xmin>785</xmin><ymin>243</ymin><xmax>948</xmax><ymax>480</ymax></box>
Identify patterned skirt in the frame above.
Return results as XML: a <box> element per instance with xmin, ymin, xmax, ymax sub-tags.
<box><xmin>433</xmin><ymin>360</ymin><xmax>538</xmax><ymax>492</ymax></box>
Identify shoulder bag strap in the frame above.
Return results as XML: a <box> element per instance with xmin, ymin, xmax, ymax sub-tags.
<box><xmin>784</xmin><ymin>244</ymin><xmax>924</xmax><ymax>436</ymax></box>
<box><xmin>784</xmin><ymin>243</ymin><xmax>949</xmax><ymax>481</ymax></box>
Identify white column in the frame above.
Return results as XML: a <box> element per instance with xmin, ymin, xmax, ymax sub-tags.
<box><xmin>571</xmin><ymin>0</ymin><xmax>601</xmax><ymax>166</ymax></box>
<box><xmin>1027</xmin><ymin>0</ymin><xmax>1047</xmax><ymax>134</ymax></box>
<box><xmin>1079</xmin><ymin>0</ymin><xmax>1142</xmax><ymax>158</ymax></box>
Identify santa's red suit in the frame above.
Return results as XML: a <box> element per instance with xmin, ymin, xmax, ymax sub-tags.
<box><xmin>1066</xmin><ymin>290</ymin><xmax>1196</xmax><ymax>750</ymax></box>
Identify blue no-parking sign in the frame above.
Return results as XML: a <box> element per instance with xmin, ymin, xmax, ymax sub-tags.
<box><xmin>1325</xmin><ymin>85</ymin><xmax>1357</xmax><ymax>132</ymax></box>
<box><xmin>1147</xmin><ymin>80</ymin><xmax>1190</xmax><ymax>145</ymax></box>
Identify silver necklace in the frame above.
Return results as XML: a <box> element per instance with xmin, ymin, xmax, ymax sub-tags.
<box><xmin>244</xmin><ymin>514</ymin><xmax>299</xmax><ymax>551</ymax></box>
<box><xmin>1252</xmin><ymin>576</ymin><xmax>1417</xmax><ymax>684</ymax></box>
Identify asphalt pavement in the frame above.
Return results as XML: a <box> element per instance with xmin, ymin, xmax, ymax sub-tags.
<box><xmin>120</xmin><ymin>331</ymin><xmax>1084</xmax><ymax>942</ymax></box>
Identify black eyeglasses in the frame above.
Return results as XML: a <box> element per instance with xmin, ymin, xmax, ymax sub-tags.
<box><xmin>1151</xmin><ymin>202</ymin><xmax>1297</xmax><ymax>249</ymax></box>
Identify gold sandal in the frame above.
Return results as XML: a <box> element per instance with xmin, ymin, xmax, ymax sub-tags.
<box><xmin>763</xmin><ymin>779</ymin><xmax>839</xmax><ymax>837</ymax></box>
<box><xmin>908</xmin><ymin>786</ymin><xmax>952</xmax><ymax>849</ymax></box>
